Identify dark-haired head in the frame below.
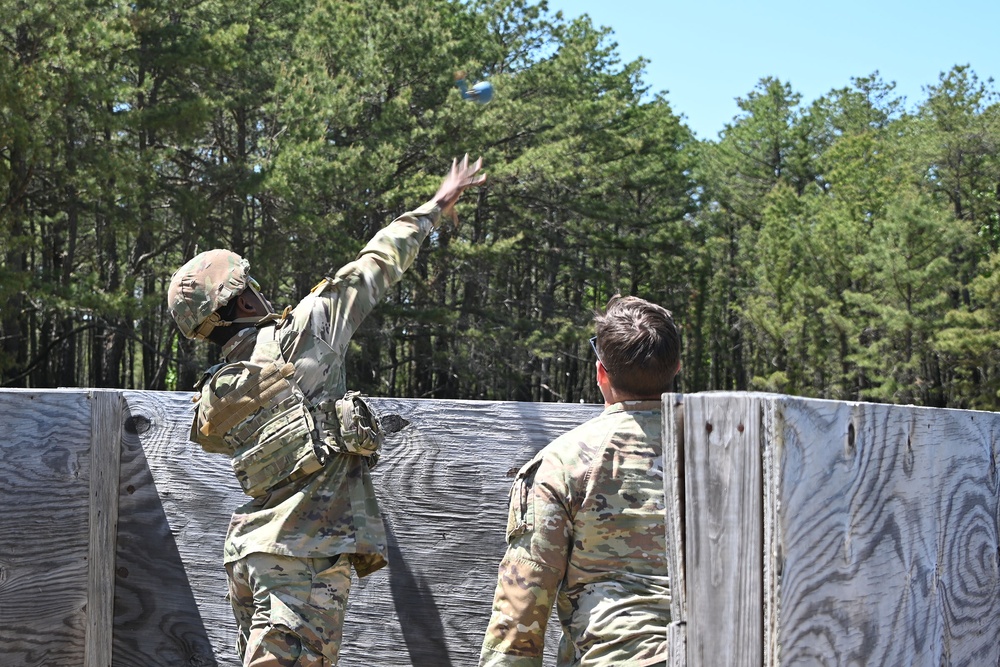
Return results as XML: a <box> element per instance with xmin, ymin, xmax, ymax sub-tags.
<box><xmin>592</xmin><ymin>295</ymin><xmax>680</xmax><ymax>399</ymax></box>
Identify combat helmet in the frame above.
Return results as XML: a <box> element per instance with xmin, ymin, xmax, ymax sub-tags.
<box><xmin>167</xmin><ymin>249</ymin><xmax>251</xmax><ymax>339</ymax></box>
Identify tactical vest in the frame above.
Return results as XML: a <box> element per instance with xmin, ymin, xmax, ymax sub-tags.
<box><xmin>193</xmin><ymin>326</ymin><xmax>384</xmax><ymax>498</ymax></box>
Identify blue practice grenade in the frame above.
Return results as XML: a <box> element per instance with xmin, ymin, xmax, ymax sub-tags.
<box><xmin>455</xmin><ymin>72</ymin><xmax>494</xmax><ymax>105</ymax></box>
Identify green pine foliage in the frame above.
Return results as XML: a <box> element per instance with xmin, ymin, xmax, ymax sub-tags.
<box><xmin>1</xmin><ymin>0</ymin><xmax>999</xmax><ymax>409</ymax></box>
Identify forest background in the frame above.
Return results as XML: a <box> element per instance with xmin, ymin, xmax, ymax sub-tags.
<box><xmin>2</xmin><ymin>0</ymin><xmax>999</xmax><ymax>409</ymax></box>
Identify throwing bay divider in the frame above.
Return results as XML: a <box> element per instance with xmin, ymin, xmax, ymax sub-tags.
<box><xmin>1</xmin><ymin>390</ymin><xmax>997</xmax><ymax>666</ymax></box>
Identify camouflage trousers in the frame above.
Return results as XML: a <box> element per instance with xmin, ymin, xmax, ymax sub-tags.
<box><xmin>226</xmin><ymin>552</ymin><xmax>353</xmax><ymax>666</ymax></box>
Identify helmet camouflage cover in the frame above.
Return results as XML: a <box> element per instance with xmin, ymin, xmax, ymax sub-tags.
<box><xmin>168</xmin><ymin>249</ymin><xmax>250</xmax><ymax>339</ymax></box>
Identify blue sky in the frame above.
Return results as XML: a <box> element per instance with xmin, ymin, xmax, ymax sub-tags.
<box><xmin>544</xmin><ymin>0</ymin><xmax>1000</xmax><ymax>139</ymax></box>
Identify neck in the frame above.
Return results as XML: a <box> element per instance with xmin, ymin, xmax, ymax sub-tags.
<box><xmin>602</xmin><ymin>384</ymin><xmax>659</xmax><ymax>406</ymax></box>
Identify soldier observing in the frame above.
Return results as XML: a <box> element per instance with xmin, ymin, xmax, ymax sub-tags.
<box><xmin>480</xmin><ymin>295</ymin><xmax>677</xmax><ymax>667</ymax></box>
<box><xmin>167</xmin><ymin>156</ymin><xmax>485</xmax><ymax>667</ymax></box>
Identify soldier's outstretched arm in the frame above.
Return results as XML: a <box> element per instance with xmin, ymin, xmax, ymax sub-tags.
<box><xmin>311</xmin><ymin>156</ymin><xmax>486</xmax><ymax>353</ymax></box>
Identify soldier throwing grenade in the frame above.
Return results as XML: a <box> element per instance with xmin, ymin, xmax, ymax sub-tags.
<box><xmin>167</xmin><ymin>156</ymin><xmax>485</xmax><ymax>666</ymax></box>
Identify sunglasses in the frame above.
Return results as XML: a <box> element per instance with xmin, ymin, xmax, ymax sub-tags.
<box><xmin>589</xmin><ymin>336</ymin><xmax>602</xmax><ymax>363</ymax></box>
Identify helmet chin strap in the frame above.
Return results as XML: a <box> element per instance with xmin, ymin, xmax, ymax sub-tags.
<box><xmin>226</xmin><ymin>316</ymin><xmax>266</xmax><ymax>327</ymax></box>
<box><xmin>195</xmin><ymin>312</ymin><xmax>269</xmax><ymax>340</ymax></box>
<box><xmin>229</xmin><ymin>312</ymin><xmax>282</xmax><ymax>328</ymax></box>
<box><xmin>197</xmin><ymin>284</ymin><xmax>277</xmax><ymax>340</ymax></box>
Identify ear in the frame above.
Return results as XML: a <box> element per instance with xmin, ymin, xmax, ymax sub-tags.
<box><xmin>595</xmin><ymin>360</ymin><xmax>613</xmax><ymax>404</ymax></box>
<box><xmin>596</xmin><ymin>359</ymin><xmax>607</xmax><ymax>384</ymax></box>
<box><xmin>236</xmin><ymin>293</ymin><xmax>260</xmax><ymax>316</ymax></box>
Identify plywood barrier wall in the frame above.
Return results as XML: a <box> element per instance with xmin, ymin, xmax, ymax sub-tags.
<box><xmin>0</xmin><ymin>389</ymin><xmax>602</xmax><ymax>667</ymax></box>
<box><xmin>672</xmin><ymin>392</ymin><xmax>1000</xmax><ymax>667</ymax></box>
<box><xmin>5</xmin><ymin>389</ymin><xmax>997</xmax><ymax>667</ymax></box>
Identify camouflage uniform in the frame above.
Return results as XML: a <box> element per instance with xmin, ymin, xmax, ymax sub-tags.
<box><xmin>480</xmin><ymin>400</ymin><xmax>670</xmax><ymax>667</ymax></box>
<box><xmin>184</xmin><ymin>201</ymin><xmax>443</xmax><ymax>665</ymax></box>
<box><xmin>226</xmin><ymin>553</ymin><xmax>351</xmax><ymax>666</ymax></box>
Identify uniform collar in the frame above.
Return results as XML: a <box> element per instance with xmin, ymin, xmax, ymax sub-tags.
<box><xmin>223</xmin><ymin>327</ymin><xmax>259</xmax><ymax>361</ymax></box>
<box><xmin>604</xmin><ymin>399</ymin><xmax>662</xmax><ymax>414</ymax></box>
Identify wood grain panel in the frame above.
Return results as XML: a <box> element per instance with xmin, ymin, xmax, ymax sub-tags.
<box><xmin>113</xmin><ymin>392</ymin><xmax>600</xmax><ymax>666</ymax></box>
<box><xmin>342</xmin><ymin>398</ymin><xmax>602</xmax><ymax>667</ymax></box>
<box><xmin>0</xmin><ymin>390</ymin><xmax>92</xmax><ymax>667</ymax></box>
<box><xmin>114</xmin><ymin>390</ymin><xmax>237</xmax><ymax>667</ymax></box>
<box><xmin>772</xmin><ymin>397</ymin><xmax>1000</xmax><ymax>667</ymax></box>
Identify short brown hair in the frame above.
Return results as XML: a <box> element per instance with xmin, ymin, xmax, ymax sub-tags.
<box><xmin>593</xmin><ymin>296</ymin><xmax>680</xmax><ymax>397</ymax></box>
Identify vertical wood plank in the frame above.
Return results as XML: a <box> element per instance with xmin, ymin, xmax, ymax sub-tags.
<box><xmin>85</xmin><ymin>390</ymin><xmax>123</xmax><ymax>667</ymax></box>
<box><xmin>662</xmin><ymin>393</ymin><xmax>687</xmax><ymax>667</ymax></box>
<box><xmin>761</xmin><ymin>398</ymin><xmax>781</xmax><ymax>667</ymax></box>
<box><xmin>684</xmin><ymin>393</ymin><xmax>763</xmax><ymax>667</ymax></box>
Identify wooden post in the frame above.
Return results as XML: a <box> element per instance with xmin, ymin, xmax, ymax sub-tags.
<box><xmin>662</xmin><ymin>394</ymin><xmax>687</xmax><ymax>667</ymax></box>
<box><xmin>680</xmin><ymin>393</ymin><xmax>764</xmax><ymax>667</ymax></box>
<box><xmin>85</xmin><ymin>390</ymin><xmax>123</xmax><ymax>667</ymax></box>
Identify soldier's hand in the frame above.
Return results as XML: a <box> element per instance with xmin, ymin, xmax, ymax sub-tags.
<box><xmin>433</xmin><ymin>154</ymin><xmax>486</xmax><ymax>230</ymax></box>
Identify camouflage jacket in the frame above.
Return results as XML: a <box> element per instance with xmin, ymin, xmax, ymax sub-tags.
<box><xmin>480</xmin><ymin>401</ymin><xmax>670</xmax><ymax>667</ymax></box>
<box><xmin>192</xmin><ymin>201</ymin><xmax>441</xmax><ymax>576</ymax></box>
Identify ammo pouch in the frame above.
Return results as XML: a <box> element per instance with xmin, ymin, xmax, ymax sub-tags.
<box><xmin>227</xmin><ymin>388</ymin><xmax>384</xmax><ymax>496</ymax></box>
<box><xmin>313</xmin><ymin>391</ymin><xmax>384</xmax><ymax>460</ymax></box>
<box><xmin>198</xmin><ymin>355</ymin><xmax>383</xmax><ymax>496</ymax></box>
<box><xmin>198</xmin><ymin>360</ymin><xmax>327</xmax><ymax>498</ymax></box>
<box><xmin>230</xmin><ymin>402</ymin><xmax>327</xmax><ymax>498</ymax></box>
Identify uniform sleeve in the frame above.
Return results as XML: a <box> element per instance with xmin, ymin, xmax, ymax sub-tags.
<box><xmin>480</xmin><ymin>455</ymin><xmax>573</xmax><ymax>667</ymax></box>
<box><xmin>316</xmin><ymin>201</ymin><xmax>441</xmax><ymax>354</ymax></box>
